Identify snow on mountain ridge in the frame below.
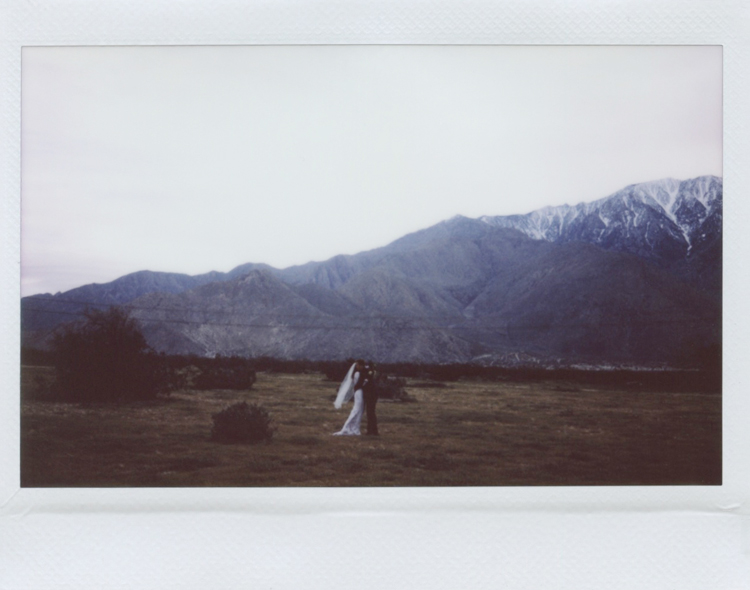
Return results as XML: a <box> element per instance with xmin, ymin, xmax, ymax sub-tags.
<box><xmin>629</xmin><ymin>178</ymin><xmax>690</xmax><ymax>245</ymax></box>
<box><xmin>480</xmin><ymin>176</ymin><xmax>721</xmax><ymax>255</ymax></box>
<box><xmin>634</xmin><ymin>177</ymin><xmax>681</xmax><ymax>213</ymax></box>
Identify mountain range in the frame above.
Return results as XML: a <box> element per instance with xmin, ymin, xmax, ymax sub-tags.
<box><xmin>22</xmin><ymin>176</ymin><xmax>722</xmax><ymax>367</ymax></box>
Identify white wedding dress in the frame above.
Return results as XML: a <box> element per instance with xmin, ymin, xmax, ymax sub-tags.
<box><xmin>333</xmin><ymin>364</ymin><xmax>364</xmax><ymax>436</ymax></box>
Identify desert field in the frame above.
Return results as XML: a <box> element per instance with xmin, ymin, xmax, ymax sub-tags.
<box><xmin>20</xmin><ymin>366</ymin><xmax>721</xmax><ymax>487</ymax></box>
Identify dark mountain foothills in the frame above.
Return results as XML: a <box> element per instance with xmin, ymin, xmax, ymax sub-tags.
<box><xmin>22</xmin><ymin>176</ymin><xmax>721</xmax><ymax>368</ymax></box>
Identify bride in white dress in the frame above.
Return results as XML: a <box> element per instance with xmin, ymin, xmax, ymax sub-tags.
<box><xmin>332</xmin><ymin>361</ymin><xmax>365</xmax><ymax>436</ymax></box>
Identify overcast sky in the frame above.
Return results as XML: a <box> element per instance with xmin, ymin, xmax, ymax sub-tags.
<box><xmin>21</xmin><ymin>45</ymin><xmax>722</xmax><ymax>296</ymax></box>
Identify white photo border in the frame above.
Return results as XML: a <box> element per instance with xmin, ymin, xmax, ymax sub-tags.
<box><xmin>2</xmin><ymin>1</ymin><xmax>748</xmax><ymax>588</ymax></box>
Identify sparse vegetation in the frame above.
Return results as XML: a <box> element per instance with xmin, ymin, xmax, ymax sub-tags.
<box><xmin>194</xmin><ymin>364</ymin><xmax>256</xmax><ymax>391</ymax></box>
<box><xmin>21</xmin><ymin>368</ymin><xmax>721</xmax><ymax>487</ymax></box>
<box><xmin>155</xmin><ymin>354</ymin><xmax>258</xmax><ymax>391</ymax></box>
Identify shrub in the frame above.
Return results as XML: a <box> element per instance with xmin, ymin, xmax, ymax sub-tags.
<box><xmin>323</xmin><ymin>361</ymin><xmax>354</xmax><ymax>382</ymax></box>
<box><xmin>194</xmin><ymin>365</ymin><xmax>256</xmax><ymax>390</ymax></box>
<box><xmin>21</xmin><ymin>366</ymin><xmax>56</xmax><ymax>401</ymax></box>
<box><xmin>376</xmin><ymin>374</ymin><xmax>416</xmax><ymax>403</ymax></box>
<box><xmin>51</xmin><ymin>307</ymin><xmax>166</xmax><ymax>402</ymax></box>
<box><xmin>21</xmin><ymin>346</ymin><xmax>55</xmax><ymax>367</ymax></box>
<box><xmin>211</xmin><ymin>402</ymin><xmax>273</xmax><ymax>444</ymax></box>
<box><xmin>425</xmin><ymin>364</ymin><xmax>464</xmax><ymax>382</ymax></box>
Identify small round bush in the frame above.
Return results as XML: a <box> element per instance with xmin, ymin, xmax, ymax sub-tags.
<box><xmin>211</xmin><ymin>402</ymin><xmax>273</xmax><ymax>444</ymax></box>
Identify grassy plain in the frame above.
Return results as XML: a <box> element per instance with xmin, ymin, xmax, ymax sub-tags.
<box><xmin>21</xmin><ymin>366</ymin><xmax>721</xmax><ymax>487</ymax></box>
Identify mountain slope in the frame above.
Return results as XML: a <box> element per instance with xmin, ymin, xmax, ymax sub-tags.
<box><xmin>460</xmin><ymin>241</ymin><xmax>718</xmax><ymax>363</ymax></box>
<box><xmin>125</xmin><ymin>226</ymin><xmax>718</xmax><ymax>365</ymax></box>
<box><xmin>480</xmin><ymin>176</ymin><xmax>722</xmax><ymax>291</ymax></box>
<box><xmin>21</xmin><ymin>176</ymin><xmax>722</xmax><ymax>366</ymax></box>
<box><xmin>129</xmin><ymin>270</ymin><xmax>474</xmax><ymax>363</ymax></box>
<box><xmin>21</xmin><ymin>269</ymin><xmax>227</xmax><ymax>339</ymax></box>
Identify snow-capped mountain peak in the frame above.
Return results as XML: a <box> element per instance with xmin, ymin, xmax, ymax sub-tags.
<box><xmin>480</xmin><ymin>175</ymin><xmax>722</xmax><ymax>268</ymax></box>
<box><xmin>633</xmin><ymin>177</ymin><xmax>681</xmax><ymax>207</ymax></box>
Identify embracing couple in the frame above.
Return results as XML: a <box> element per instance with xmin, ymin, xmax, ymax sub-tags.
<box><xmin>332</xmin><ymin>359</ymin><xmax>379</xmax><ymax>436</ymax></box>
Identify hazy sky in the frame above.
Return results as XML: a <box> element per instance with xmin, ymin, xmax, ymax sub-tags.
<box><xmin>21</xmin><ymin>45</ymin><xmax>722</xmax><ymax>296</ymax></box>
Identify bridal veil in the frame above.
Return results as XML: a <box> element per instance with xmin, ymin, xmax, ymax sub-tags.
<box><xmin>333</xmin><ymin>363</ymin><xmax>357</xmax><ymax>409</ymax></box>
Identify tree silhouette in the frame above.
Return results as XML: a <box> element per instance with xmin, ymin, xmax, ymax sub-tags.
<box><xmin>52</xmin><ymin>307</ymin><xmax>162</xmax><ymax>402</ymax></box>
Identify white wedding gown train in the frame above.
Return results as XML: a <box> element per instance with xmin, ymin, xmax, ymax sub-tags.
<box><xmin>333</xmin><ymin>388</ymin><xmax>364</xmax><ymax>436</ymax></box>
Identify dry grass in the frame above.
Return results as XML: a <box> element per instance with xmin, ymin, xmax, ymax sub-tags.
<box><xmin>21</xmin><ymin>367</ymin><xmax>721</xmax><ymax>487</ymax></box>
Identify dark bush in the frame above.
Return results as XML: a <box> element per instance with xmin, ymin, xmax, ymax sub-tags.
<box><xmin>251</xmin><ymin>356</ymin><xmax>318</xmax><ymax>374</ymax></box>
<box><xmin>323</xmin><ymin>360</ymin><xmax>355</xmax><ymax>382</ymax></box>
<box><xmin>21</xmin><ymin>346</ymin><xmax>55</xmax><ymax>367</ymax></box>
<box><xmin>51</xmin><ymin>307</ymin><xmax>167</xmax><ymax>402</ymax></box>
<box><xmin>21</xmin><ymin>366</ymin><xmax>56</xmax><ymax>401</ymax></box>
<box><xmin>425</xmin><ymin>364</ymin><xmax>464</xmax><ymax>382</ymax></box>
<box><xmin>376</xmin><ymin>374</ymin><xmax>416</xmax><ymax>403</ymax></box>
<box><xmin>155</xmin><ymin>355</ymin><xmax>257</xmax><ymax>391</ymax></box>
<box><xmin>194</xmin><ymin>365</ymin><xmax>257</xmax><ymax>390</ymax></box>
<box><xmin>211</xmin><ymin>402</ymin><xmax>273</xmax><ymax>444</ymax></box>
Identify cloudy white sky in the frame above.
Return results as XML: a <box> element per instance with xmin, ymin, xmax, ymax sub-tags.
<box><xmin>21</xmin><ymin>45</ymin><xmax>722</xmax><ymax>296</ymax></box>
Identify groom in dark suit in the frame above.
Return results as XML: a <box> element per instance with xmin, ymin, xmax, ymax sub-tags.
<box><xmin>354</xmin><ymin>360</ymin><xmax>379</xmax><ymax>436</ymax></box>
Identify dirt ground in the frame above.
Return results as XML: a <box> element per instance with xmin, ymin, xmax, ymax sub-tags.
<box><xmin>21</xmin><ymin>367</ymin><xmax>721</xmax><ymax>487</ymax></box>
